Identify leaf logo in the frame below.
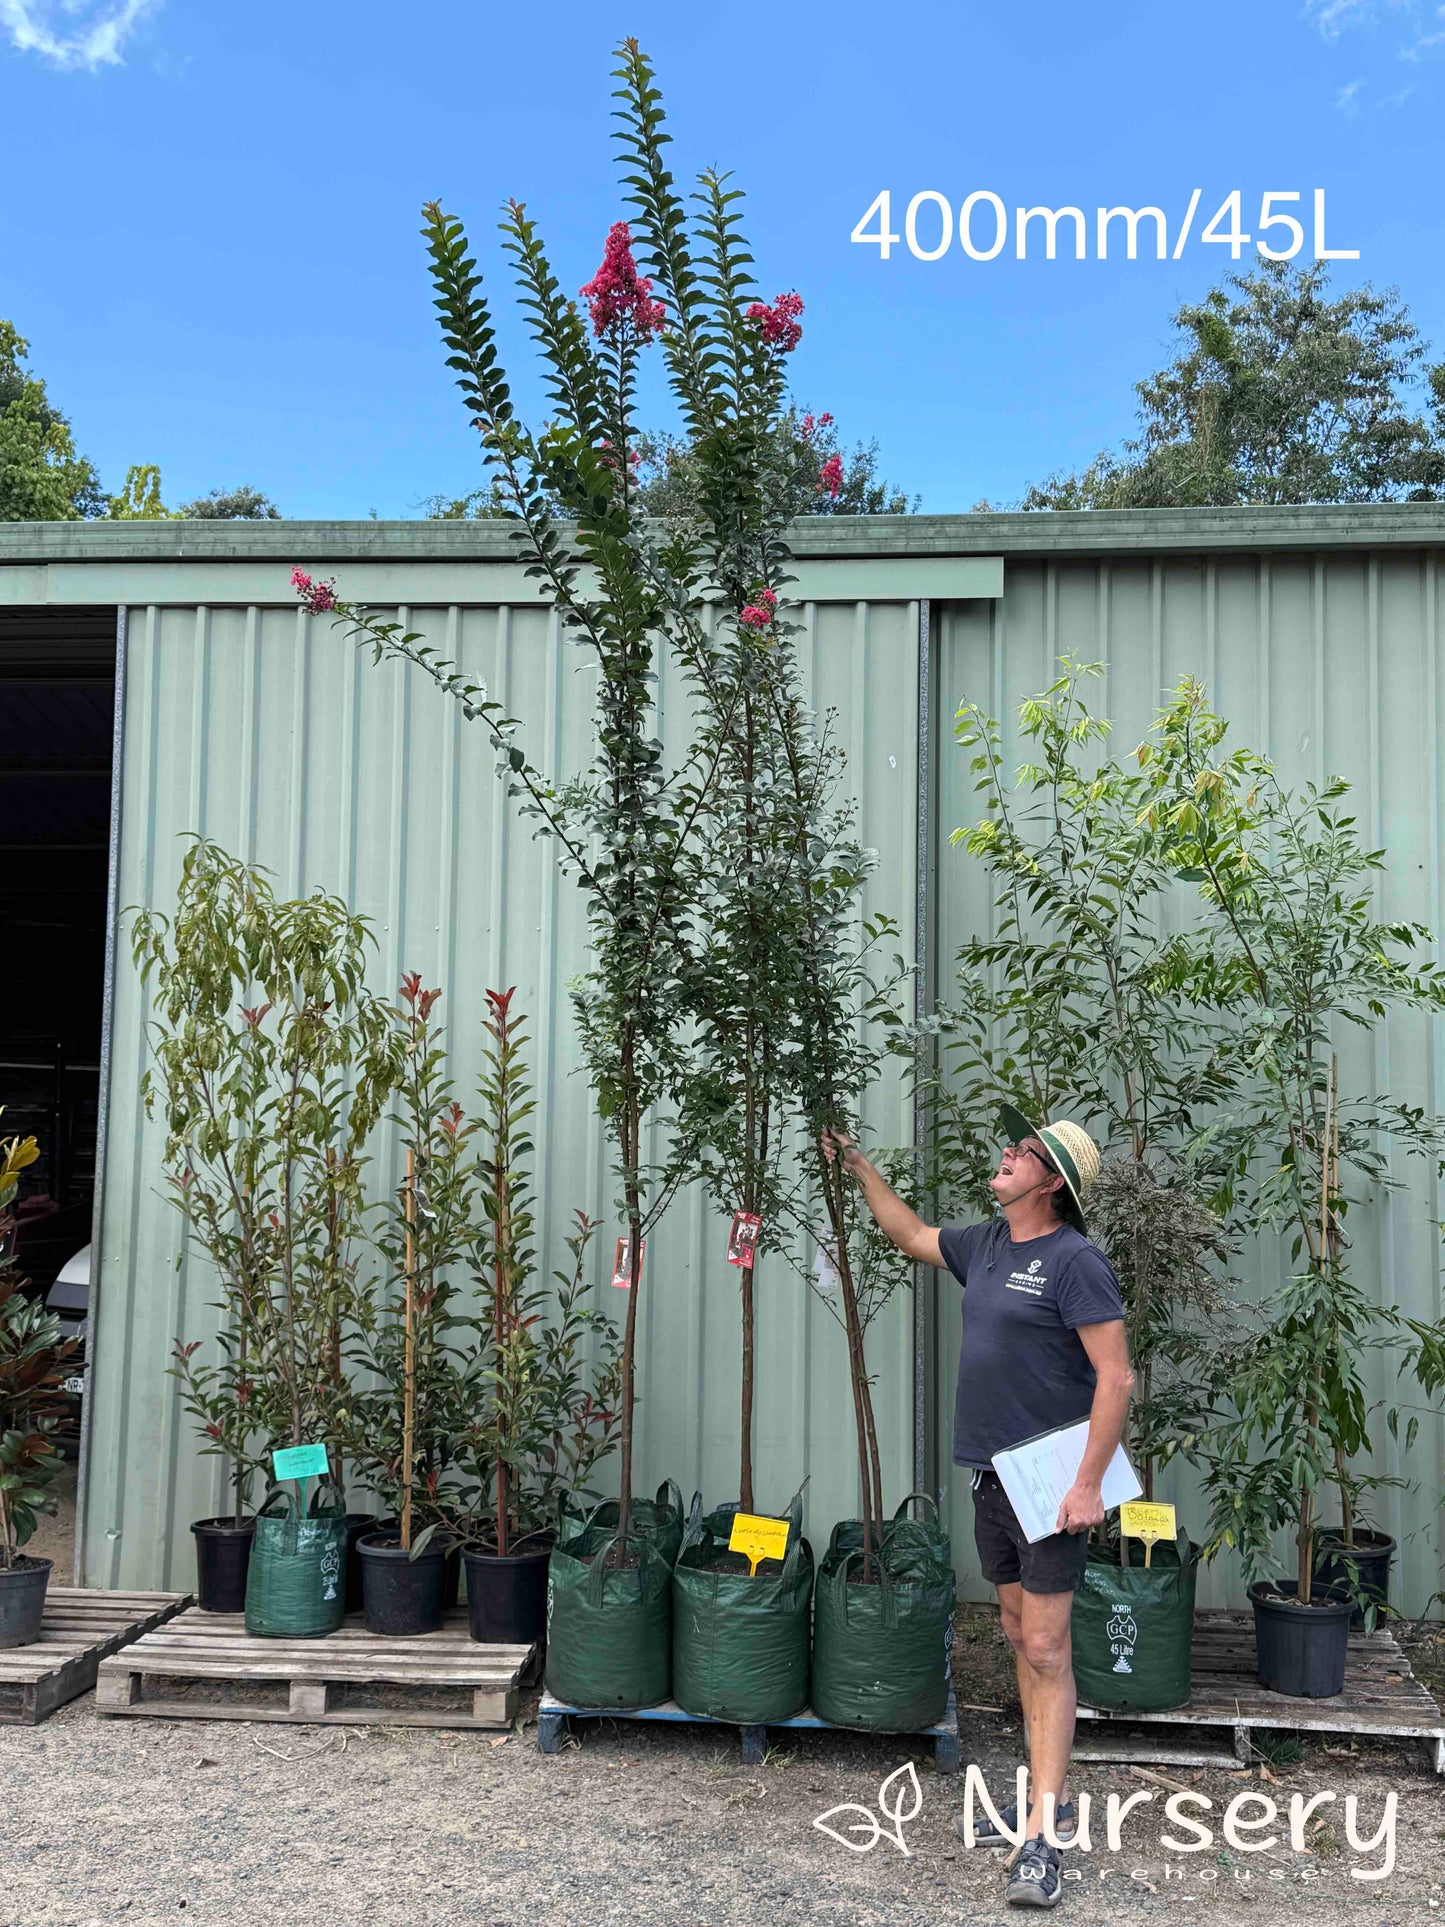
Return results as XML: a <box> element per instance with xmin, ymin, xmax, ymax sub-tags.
<box><xmin>813</xmin><ymin>1761</ymin><xmax>922</xmax><ymax>1857</ymax></box>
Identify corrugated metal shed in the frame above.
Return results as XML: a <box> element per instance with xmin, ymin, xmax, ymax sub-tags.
<box><xmin>2</xmin><ymin>508</ymin><xmax>1444</xmax><ymax>1609</ymax></box>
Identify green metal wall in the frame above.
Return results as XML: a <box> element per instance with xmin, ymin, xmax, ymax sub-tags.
<box><xmin>931</xmin><ymin>550</ymin><xmax>1445</xmax><ymax>1611</ymax></box>
<box><xmin>81</xmin><ymin>593</ymin><xmax>922</xmax><ymax>1590</ymax></box>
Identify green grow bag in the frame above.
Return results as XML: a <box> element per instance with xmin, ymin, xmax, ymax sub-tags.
<box><xmin>244</xmin><ymin>1483</ymin><xmax>347</xmax><ymax>1640</ymax></box>
<box><xmin>1072</xmin><ymin>1531</ymin><xmax>1199</xmax><ymax>1713</ymax></box>
<box><xmin>558</xmin><ymin>1480</ymin><xmax>684</xmax><ymax>1569</ymax></box>
<box><xmin>830</xmin><ymin>1492</ymin><xmax>951</xmax><ymax>1576</ymax></box>
<box><xmin>545</xmin><ymin>1527</ymin><xmax>672</xmax><ymax>1710</ymax></box>
<box><xmin>811</xmin><ymin>1536</ymin><xmax>956</xmax><ymax>1733</ymax></box>
<box><xmin>672</xmin><ymin>1493</ymin><xmax>812</xmax><ymax>1725</ymax></box>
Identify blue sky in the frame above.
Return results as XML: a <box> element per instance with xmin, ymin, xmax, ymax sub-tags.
<box><xmin>3</xmin><ymin>0</ymin><xmax>1444</xmax><ymax>517</ymax></box>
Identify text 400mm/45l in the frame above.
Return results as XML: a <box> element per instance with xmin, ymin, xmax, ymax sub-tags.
<box><xmin>851</xmin><ymin>190</ymin><xmax>1359</xmax><ymax>263</ymax></box>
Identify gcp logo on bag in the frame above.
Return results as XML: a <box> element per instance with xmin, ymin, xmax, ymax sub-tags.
<box><xmin>1106</xmin><ymin>1603</ymin><xmax>1138</xmax><ymax>1674</ymax></box>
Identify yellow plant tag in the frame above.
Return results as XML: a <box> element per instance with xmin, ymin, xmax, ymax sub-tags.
<box><xmin>728</xmin><ymin>1512</ymin><xmax>791</xmax><ymax>1575</ymax></box>
<box><xmin>1120</xmin><ymin>1500</ymin><xmax>1176</xmax><ymax>1567</ymax></box>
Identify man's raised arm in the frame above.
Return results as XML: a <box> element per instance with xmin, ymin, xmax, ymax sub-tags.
<box><xmin>820</xmin><ymin>1128</ymin><xmax>946</xmax><ymax>1268</ymax></box>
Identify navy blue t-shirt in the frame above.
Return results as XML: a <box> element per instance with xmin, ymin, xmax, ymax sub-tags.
<box><xmin>940</xmin><ymin>1218</ymin><xmax>1125</xmax><ymax>1469</ymax></box>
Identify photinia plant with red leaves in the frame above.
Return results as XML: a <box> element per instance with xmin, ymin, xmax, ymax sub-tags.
<box><xmin>0</xmin><ymin>1122</ymin><xmax>73</xmax><ymax>1570</ymax></box>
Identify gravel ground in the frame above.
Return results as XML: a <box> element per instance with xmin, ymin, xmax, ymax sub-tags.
<box><xmin>3</xmin><ymin>1604</ymin><xmax>1441</xmax><ymax>1927</ymax></box>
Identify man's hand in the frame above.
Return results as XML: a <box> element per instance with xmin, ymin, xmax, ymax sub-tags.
<box><xmin>1056</xmin><ymin>1479</ymin><xmax>1105</xmax><ymax>1535</ymax></box>
<box><xmin>820</xmin><ymin>1127</ymin><xmax>868</xmax><ymax>1179</ymax></box>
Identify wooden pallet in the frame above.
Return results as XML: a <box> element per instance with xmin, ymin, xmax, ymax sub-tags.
<box><xmin>95</xmin><ymin>1606</ymin><xmax>537</xmax><ymax>1729</ymax></box>
<box><xmin>538</xmin><ymin>1684</ymin><xmax>962</xmax><ymax>1771</ymax></box>
<box><xmin>0</xmin><ymin>1586</ymin><xmax>192</xmax><ymax>1726</ymax></box>
<box><xmin>1073</xmin><ymin>1609</ymin><xmax>1445</xmax><ymax>1773</ymax></box>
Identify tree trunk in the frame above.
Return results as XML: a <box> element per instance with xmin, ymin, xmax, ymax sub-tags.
<box><xmin>740</xmin><ymin>1259</ymin><xmax>756</xmax><ymax>1515</ymax></box>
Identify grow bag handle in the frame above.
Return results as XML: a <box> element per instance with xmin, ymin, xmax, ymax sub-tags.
<box><xmin>893</xmin><ymin>1491</ymin><xmax>941</xmax><ymax>1526</ymax></box>
<box><xmin>255</xmin><ymin>1476</ymin><xmax>345</xmax><ymax>1552</ymax></box>
<box><xmin>559</xmin><ymin>1487</ymin><xmax>610</xmax><ymax>1537</ymax></box>
<box><xmin>655</xmin><ymin>1478</ymin><xmax>683</xmax><ymax>1518</ymax></box>
<box><xmin>836</xmin><ymin>1547</ymin><xmax>901</xmax><ymax>1631</ymax></box>
<box><xmin>583</xmin><ymin>1531</ymin><xmax>657</xmax><ymax>1609</ymax></box>
<box><xmin>681</xmin><ymin>1490</ymin><xmax>707</xmax><ymax>1555</ymax></box>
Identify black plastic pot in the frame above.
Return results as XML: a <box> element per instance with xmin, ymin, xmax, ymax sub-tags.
<box><xmin>0</xmin><ymin>1554</ymin><xmax>52</xmax><ymax>1649</ymax></box>
<box><xmin>357</xmin><ymin>1531</ymin><xmax>447</xmax><ymax>1637</ymax></box>
<box><xmin>1250</xmin><ymin>1580</ymin><xmax>1354</xmax><ymax>1698</ymax></box>
<box><xmin>463</xmin><ymin>1539</ymin><xmax>552</xmax><ymax>1644</ymax></box>
<box><xmin>191</xmin><ymin>1516</ymin><xmax>255</xmax><ymax>1614</ymax></box>
<box><xmin>344</xmin><ymin>1515</ymin><xmax>392</xmax><ymax>1615</ymax></box>
<box><xmin>1314</xmin><ymin>1528</ymin><xmax>1395</xmax><ymax>1627</ymax></box>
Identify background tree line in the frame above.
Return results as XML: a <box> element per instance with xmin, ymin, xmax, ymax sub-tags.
<box><xmin>9</xmin><ymin>260</ymin><xmax>1445</xmax><ymax>522</ymax></box>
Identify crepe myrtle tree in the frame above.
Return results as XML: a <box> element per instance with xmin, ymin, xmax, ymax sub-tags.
<box><xmin>1141</xmin><ymin>682</ymin><xmax>1445</xmax><ymax>1601</ymax></box>
<box><xmin>133</xmin><ymin>840</ymin><xmax>404</xmax><ymax>1521</ymax></box>
<box><xmin>292</xmin><ymin>43</ymin><xmax>851</xmax><ymax>1542</ymax></box>
<box><xmin>904</xmin><ymin>661</ymin><xmax>1245</xmax><ymax>1500</ymax></box>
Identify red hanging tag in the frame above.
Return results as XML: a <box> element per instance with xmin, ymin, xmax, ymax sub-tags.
<box><xmin>611</xmin><ymin>1234</ymin><xmax>645</xmax><ymax>1289</ymax></box>
<box><xmin>726</xmin><ymin>1210</ymin><xmax>762</xmax><ymax>1269</ymax></box>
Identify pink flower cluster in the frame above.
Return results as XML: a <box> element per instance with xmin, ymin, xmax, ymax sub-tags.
<box><xmin>580</xmin><ymin>223</ymin><xmax>666</xmax><ymax>341</ymax></box>
<box><xmin>798</xmin><ymin>411</ymin><xmax>834</xmax><ymax>442</ymax></box>
<box><xmin>291</xmin><ymin>567</ymin><xmax>338</xmax><ymax>616</ymax></box>
<box><xmin>817</xmin><ymin>454</ymin><xmax>844</xmax><ymax>499</ymax></box>
<box><xmin>739</xmin><ymin>587</ymin><xmax>778</xmax><ymax>631</ymax></box>
<box><xmin>747</xmin><ymin>290</ymin><xmax>804</xmax><ymax>354</ymax></box>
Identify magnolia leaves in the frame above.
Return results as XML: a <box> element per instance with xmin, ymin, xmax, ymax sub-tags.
<box><xmin>812</xmin><ymin>1761</ymin><xmax>923</xmax><ymax>1857</ymax></box>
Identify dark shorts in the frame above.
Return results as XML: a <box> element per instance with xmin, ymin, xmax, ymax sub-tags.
<box><xmin>970</xmin><ymin>1469</ymin><xmax>1088</xmax><ymax>1595</ymax></box>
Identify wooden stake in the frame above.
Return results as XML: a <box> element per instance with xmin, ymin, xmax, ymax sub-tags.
<box><xmin>402</xmin><ymin>1147</ymin><xmax>416</xmax><ymax>1553</ymax></box>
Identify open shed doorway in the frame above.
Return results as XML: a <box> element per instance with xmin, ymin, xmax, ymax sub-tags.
<box><xmin>0</xmin><ymin>604</ymin><xmax>118</xmax><ymax>1570</ymax></box>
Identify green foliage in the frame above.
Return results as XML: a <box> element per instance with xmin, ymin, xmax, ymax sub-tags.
<box><xmin>0</xmin><ymin>1123</ymin><xmax>72</xmax><ymax>1568</ymax></box>
<box><xmin>108</xmin><ymin>463</ymin><xmax>174</xmax><ymax>519</ymax></box>
<box><xmin>0</xmin><ymin>320</ymin><xmax>105</xmax><ymax>520</ymax></box>
<box><xmin>337</xmin><ymin>978</ymin><xmax>476</xmax><ymax>1548</ymax></box>
<box><xmin>1020</xmin><ymin>263</ymin><xmax>1445</xmax><ymax>509</ymax></box>
<box><xmin>133</xmin><ymin>839</ymin><xmax>406</xmax><ymax>1519</ymax></box>
<box><xmin>176</xmin><ymin>485</ymin><xmax>281</xmax><ymax>520</ymax></box>
<box><xmin>909</xmin><ymin>660</ymin><xmax>1245</xmax><ymax>1494</ymax></box>
<box><xmin>405</xmin><ymin>990</ymin><xmax>623</xmax><ymax>1553</ymax></box>
<box><xmin>1141</xmin><ymin>681</ymin><xmax>1445</xmax><ymax>1595</ymax></box>
<box><xmin>634</xmin><ymin>411</ymin><xmax>917</xmax><ymax>521</ymax></box>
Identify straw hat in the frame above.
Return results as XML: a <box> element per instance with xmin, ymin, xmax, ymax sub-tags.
<box><xmin>997</xmin><ymin>1103</ymin><xmax>1101</xmax><ymax>1231</ymax></box>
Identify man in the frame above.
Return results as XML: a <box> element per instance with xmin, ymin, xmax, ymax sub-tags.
<box><xmin>823</xmin><ymin>1104</ymin><xmax>1133</xmax><ymax>1910</ymax></box>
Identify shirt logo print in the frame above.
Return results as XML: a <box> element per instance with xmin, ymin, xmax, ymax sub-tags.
<box><xmin>1005</xmin><ymin>1257</ymin><xmax>1048</xmax><ymax>1296</ymax></box>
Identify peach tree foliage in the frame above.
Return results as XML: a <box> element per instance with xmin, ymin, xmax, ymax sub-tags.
<box><xmin>132</xmin><ymin>839</ymin><xmax>405</xmax><ymax>1523</ymax></box>
<box><xmin>0</xmin><ymin>1124</ymin><xmax>73</xmax><ymax>1569</ymax></box>
<box><xmin>296</xmin><ymin>41</ymin><xmax>882</xmax><ymax>1538</ymax></box>
<box><xmin>1142</xmin><ymin>682</ymin><xmax>1445</xmax><ymax>1604</ymax></box>
<box><xmin>907</xmin><ymin>660</ymin><xmax>1246</xmax><ymax>1501</ymax></box>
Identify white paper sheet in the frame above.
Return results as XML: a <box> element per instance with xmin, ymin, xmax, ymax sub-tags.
<box><xmin>990</xmin><ymin>1420</ymin><xmax>1142</xmax><ymax>1544</ymax></box>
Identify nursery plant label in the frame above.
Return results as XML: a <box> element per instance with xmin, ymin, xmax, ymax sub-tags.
<box><xmin>726</xmin><ymin>1210</ymin><xmax>762</xmax><ymax>1268</ymax></box>
<box><xmin>1119</xmin><ymin>1500</ymin><xmax>1177</xmax><ymax>1542</ymax></box>
<box><xmin>610</xmin><ymin>1235</ymin><xmax>645</xmax><ymax>1289</ymax></box>
<box><xmin>728</xmin><ymin>1511</ymin><xmax>790</xmax><ymax>1574</ymax></box>
<box><xmin>273</xmin><ymin>1442</ymin><xmax>329</xmax><ymax>1483</ymax></box>
<box><xmin>1120</xmin><ymin>1500</ymin><xmax>1176</xmax><ymax>1565</ymax></box>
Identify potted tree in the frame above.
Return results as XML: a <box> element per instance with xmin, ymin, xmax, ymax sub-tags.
<box><xmin>907</xmin><ymin>662</ymin><xmax>1247</xmax><ymax>1710</ymax></box>
<box><xmin>133</xmin><ymin>840</ymin><xmax>404</xmax><ymax>1623</ymax></box>
<box><xmin>437</xmin><ymin>989</ymin><xmax>623</xmax><ymax>1644</ymax></box>
<box><xmin>342</xmin><ymin>976</ymin><xmax>474</xmax><ymax>1637</ymax></box>
<box><xmin>0</xmin><ymin>1123</ymin><xmax>72</xmax><ymax>1647</ymax></box>
<box><xmin>1143</xmin><ymin>680</ymin><xmax>1445</xmax><ymax>1696</ymax></box>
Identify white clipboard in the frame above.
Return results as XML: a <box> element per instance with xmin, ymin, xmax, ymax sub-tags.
<box><xmin>990</xmin><ymin>1419</ymin><xmax>1142</xmax><ymax>1545</ymax></box>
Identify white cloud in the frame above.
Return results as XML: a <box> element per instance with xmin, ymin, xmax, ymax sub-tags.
<box><xmin>0</xmin><ymin>0</ymin><xmax>161</xmax><ymax>70</ymax></box>
<box><xmin>1336</xmin><ymin>75</ymin><xmax>1365</xmax><ymax>106</ymax></box>
<box><xmin>1309</xmin><ymin>0</ymin><xmax>1380</xmax><ymax>38</ymax></box>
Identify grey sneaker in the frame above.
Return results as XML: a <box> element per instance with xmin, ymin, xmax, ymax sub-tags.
<box><xmin>1006</xmin><ymin>1834</ymin><xmax>1063</xmax><ymax>1908</ymax></box>
<box><xmin>954</xmin><ymin>1798</ymin><xmax>1077</xmax><ymax>1848</ymax></box>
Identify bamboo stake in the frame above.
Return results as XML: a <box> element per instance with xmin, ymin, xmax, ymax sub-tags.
<box><xmin>401</xmin><ymin>1147</ymin><xmax>417</xmax><ymax>1553</ymax></box>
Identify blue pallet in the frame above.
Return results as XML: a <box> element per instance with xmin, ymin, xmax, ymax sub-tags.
<box><xmin>536</xmin><ymin>1685</ymin><xmax>961</xmax><ymax>1771</ymax></box>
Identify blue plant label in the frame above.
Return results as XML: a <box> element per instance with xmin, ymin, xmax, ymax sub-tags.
<box><xmin>273</xmin><ymin>1442</ymin><xmax>329</xmax><ymax>1482</ymax></box>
